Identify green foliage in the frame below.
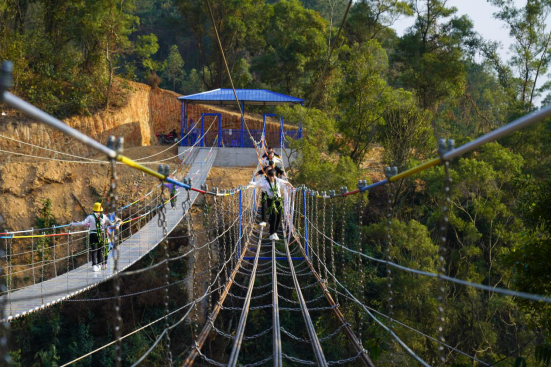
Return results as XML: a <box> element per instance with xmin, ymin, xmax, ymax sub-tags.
<box><xmin>488</xmin><ymin>0</ymin><xmax>551</xmax><ymax>110</ymax></box>
<box><xmin>276</xmin><ymin>104</ymin><xmax>360</xmax><ymax>190</ymax></box>
<box><xmin>135</xmin><ymin>33</ymin><xmax>162</xmax><ymax>73</ymax></box>
<box><xmin>345</xmin><ymin>0</ymin><xmax>412</xmax><ymax>45</ymax></box>
<box><xmin>336</xmin><ymin>39</ymin><xmax>391</xmax><ymax>165</ymax></box>
<box><xmin>252</xmin><ymin>0</ymin><xmax>328</xmax><ymax>95</ymax></box>
<box><xmin>391</xmin><ymin>0</ymin><xmax>476</xmax><ymax>111</ymax></box>
<box><xmin>380</xmin><ymin>89</ymin><xmax>435</xmax><ymax>170</ymax></box>
<box><xmin>36</xmin><ymin>198</ymin><xmax>57</xmax><ymax>230</ymax></box>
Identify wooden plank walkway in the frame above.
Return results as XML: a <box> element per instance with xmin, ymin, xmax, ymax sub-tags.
<box><xmin>2</xmin><ymin>148</ymin><xmax>218</xmax><ymax>321</ymax></box>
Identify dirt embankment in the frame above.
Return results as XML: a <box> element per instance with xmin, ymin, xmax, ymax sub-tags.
<box><xmin>0</xmin><ymin>79</ymin><xmax>294</xmax><ymax>164</ymax></box>
<box><xmin>0</xmin><ymin>145</ymin><xmax>187</xmax><ymax>231</ymax></box>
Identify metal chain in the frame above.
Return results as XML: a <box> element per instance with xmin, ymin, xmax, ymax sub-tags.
<box><xmin>227</xmin><ymin>289</ymin><xmax>273</xmax><ymax>300</ymax></box>
<box><xmin>195</xmin><ymin>343</ymin><xmax>225</xmax><ymax>367</ymax></box>
<box><xmin>329</xmin><ymin>197</ymin><xmax>337</xmax><ymax>305</ymax></box>
<box><xmin>340</xmin><ymin>198</ymin><xmax>347</xmax><ymax>313</ymax></box>
<box><xmin>279</xmin><ymin>292</ymin><xmax>325</xmax><ymax>305</ymax></box>
<box><xmin>309</xmin><ymin>192</ymin><xmax>315</xmax><ymax>268</ymax></box>
<box><xmin>249</xmin><ymin>304</ymin><xmax>273</xmax><ymax>310</ymax></box>
<box><xmin>230</xmin><ymin>194</ymin><xmax>236</xmax><ymax>269</ymax></box>
<box><xmin>277</xmin><ymin>280</ymin><xmax>319</xmax><ymax>290</ymax></box>
<box><xmin>322</xmin><ymin>195</ymin><xmax>327</xmax><ymax>281</ymax></box>
<box><xmin>212</xmin><ymin>195</ymin><xmax>222</xmax><ymax>298</ymax></box>
<box><xmin>327</xmin><ymin>349</ymin><xmax>364</xmax><ymax>366</ymax></box>
<box><xmin>438</xmin><ymin>160</ymin><xmax>452</xmax><ymax>364</ymax></box>
<box><xmin>295</xmin><ymin>189</ymin><xmax>301</xmax><ymax>237</ymax></box>
<box><xmin>220</xmin><ymin>195</ymin><xmax>229</xmax><ymax>284</ymax></box>
<box><xmin>108</xmin><ymin>158</ymin><xmax>123</xmax><ymax>367</ymax></box>
<box><xmin>202</xmin><ymin>195</ymin><xmax>214</xmax><ymax>320</ymax></box>
<box><xmin>184</xmin><ymin>190</ymin><xmax>198</xmax><ymax>338</ymax></box>
<box><xmin>211</xmin><ymin>325</ymin><xmax>235</xmax><ymax>340</ymax></box>
<box><xmin>314</xmin><ymin>194</ymin><xmax>321</xmax><ymax>275</ymax></box>
<box><xmin>308</xmin><ymin>304</ymin><xmax>338</xmax><ymax>311</ymax></box>
<box><xmin>282</xmin><ymin>353</ymin><xmax>315</xmax><ymax>365</ymax></box>
<box><xmin>281</xmin><ymin>327</ymin><xmax>310</xmax><ymax>343</ymax></box>
<box><xmin>244</xmin><ymin>356</ymin><xmax>272</xmax><ymax>367</ymax></box>
<box><xmin>244</xmin><ymin>326</ymin><xmax>273</xmax><ymax>340</ymax></box>
<box><xmin>319</xmin><ymin>322</ymin><xmax>350</xmax><ymax>342</ymax></box>
<box><xmin>385</xmin><ymin>181</ymin><xmax>395</xmax><ymax>364</ymax></box>
<box><xmin>158</xmin><ymin>181</ymin><xmax>173</xmax><ymax>366</ymax></box>
<box><xmin>234</xmin><ymin>279</ymin><xmax>272</xmax><ymax>290</ymax></box>
<box><xmin>357</xmin><ymin>191</ymin><xmax>365</xmax><ymax>342</ymax></box>
<box><xmin>278</xmin><ymin>304</ymin><xmax>337</xmax><ymax>312</ymax></box>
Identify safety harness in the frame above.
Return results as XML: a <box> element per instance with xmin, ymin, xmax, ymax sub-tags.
<box><xmin>267</xmin><ymin>179</ymin><xmax>283</xmax><ymax>215</ymax></box>
<box><xmin>93</xmin><ymin>213</ymin><xmax>109</xmax><ymax>257</ymax></box>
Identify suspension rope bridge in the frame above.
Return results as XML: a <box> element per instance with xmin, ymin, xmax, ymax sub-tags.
<box><xmin>1</xmin><ymin>146</ymin><xmax>217</xmax><ymax>320</ymax></box>
<box><xmin>0</xmin><ymin>50</ymin><xmax>550</xmax><ymax>367</ymax></box>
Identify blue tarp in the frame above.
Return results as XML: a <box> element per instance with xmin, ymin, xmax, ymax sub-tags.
<box><xmin>178</xmin><ymin>89</ymin><xmax>304</xmax><ymax>106</ymax></box>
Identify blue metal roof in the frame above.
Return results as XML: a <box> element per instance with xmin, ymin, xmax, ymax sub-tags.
<box><xmin>178</xmin><ymin>88</ymin><xmax>304</xmax><ymax>106</ymax></box>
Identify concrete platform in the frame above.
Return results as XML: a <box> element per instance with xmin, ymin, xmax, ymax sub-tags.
<box><xmin>179</xmin><ymin>147</ymin><xmax>297</xmax><ymax>167</ymax></box>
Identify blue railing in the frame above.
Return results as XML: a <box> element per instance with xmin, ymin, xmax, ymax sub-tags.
<box><xmin>180</xmin><ymin>111</ymin><xmax>303</xmax><ymax>148</ymax></box>
<box><xmin>181</xmin><ymin>128</ymin><xmax>301</xmax><ymax>148</ymax></box>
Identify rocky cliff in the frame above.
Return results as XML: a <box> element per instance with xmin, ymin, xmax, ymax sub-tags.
<box><xmin>0</xmin><ymin>79</ymin><xmax>295</xmax><ymax>161</ymax></box>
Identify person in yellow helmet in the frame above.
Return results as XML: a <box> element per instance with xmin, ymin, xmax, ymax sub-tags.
<box><xmin>71</xmin><ymin>202</ymin><xmax>121</xmax><ymax>272</ymax></box>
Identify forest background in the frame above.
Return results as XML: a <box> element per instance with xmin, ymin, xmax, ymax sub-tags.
<box><xmin>0</xmin><ymin>0</ymin><xmax>550</xmax><ymax>366</ymax></box>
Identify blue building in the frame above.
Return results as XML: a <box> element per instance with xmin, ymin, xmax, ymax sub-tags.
<box><xmin>178</xmin><ymin>89</ymin><xmax>304</xmax><ymax>150</ymax></box>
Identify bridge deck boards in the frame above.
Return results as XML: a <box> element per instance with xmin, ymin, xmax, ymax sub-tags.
<box><xmin>2</xmin><ymin>148</ymin><xmax>217</xmax><ymax>320</ymax></box>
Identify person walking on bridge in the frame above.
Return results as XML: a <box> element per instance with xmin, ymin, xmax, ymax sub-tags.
<box><xmin>255</xmin><ymin>160</ymin><xmax>286</xmax><ymax>180</ymax></box>
<box><xmin>262</xmin><ymin>150</ymin><xmax>282</xmax><ymax>167</ymax></box>
<box><xmin>71</xmin><ymin>202</ymin><xmax>121</xmax><ymax>272</ymax></box>
<box><xmin>248</xmin><ymin>169</ymin><xmax>293</xmax><ymax>240</ymax></box>
<box><xmin>262</xmin><ymin>146</ymin><xmax>280</xmax><ymax>160</ymax></box>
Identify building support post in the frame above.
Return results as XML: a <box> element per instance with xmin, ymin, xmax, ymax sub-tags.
<box><xmin>201</xmin><ymin>113</ymin><xmax>205</xmax><ymax>147</ymax></box>
<box><xmin>180</xmin><ymin>101</ymin><xmax>184</xmax><ymax>146</ymax></box>
<box><xmin>218</xmin><ymin>115</ymin><xmax>222</xmax><ymax>147</ymax></box>
<box><xmin>185</xmin><ymin>102</ymin><xmax>189</xmax><ymax>146</ymax></box>
<box><xmin>262</xmin><ymin>115</ymin><xmax>267</xmax><ymax>150</ymax></box>
<box><xmin>240</xmin><ymin>102</ymin><xmax>245</xmax><ymax>148</ymax></box>
<box><xmin>280</xmin><ymin>116</ymin><xmax>284</xmax><ymax>153</ymax></box>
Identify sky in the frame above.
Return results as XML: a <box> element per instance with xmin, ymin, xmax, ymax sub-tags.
<box><xmin>389</xmin><ymin>0</ymin><xmax>551</xmax><ymax>105</ymax></box>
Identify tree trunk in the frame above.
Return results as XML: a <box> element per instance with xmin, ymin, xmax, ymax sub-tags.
<box><xmin>106</xmin><ymin>51</ymin><xmax>113</xmax><ymax>110</ymax></box>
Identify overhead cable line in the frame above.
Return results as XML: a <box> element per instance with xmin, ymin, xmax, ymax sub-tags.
<box><xmin>203</xmin><ymin>0</ymin><xmax>270</xmax><ymax>161</ymax></box>
<box><xmin>0</xmin><ymin>61</ymin><xmax>212</xmax><ymax>196</ymax></box>
<box><xmin>134</xmin><ymin>119</ymin><xmax>200</xmax><ymax>161</ymax></box>
<box><xmin>0</xmin><ymin>133</ymin><xmax>106</xmax><ymax>162</ymax></box>
<box><xmin>301</xmin><ymin>0</ymin><xmax>353</xmax><ymax>124</ymax></box>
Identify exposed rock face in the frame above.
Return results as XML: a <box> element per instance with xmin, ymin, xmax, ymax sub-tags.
<box><xmin>0</xmin><ymin>79</ymin><xmax>295</xmax><ymax>160</ymax></box>
<box><xmin>1</xmin><ymin>80</ymin><xmax>152</xmax><ymax>158</ymax></box>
